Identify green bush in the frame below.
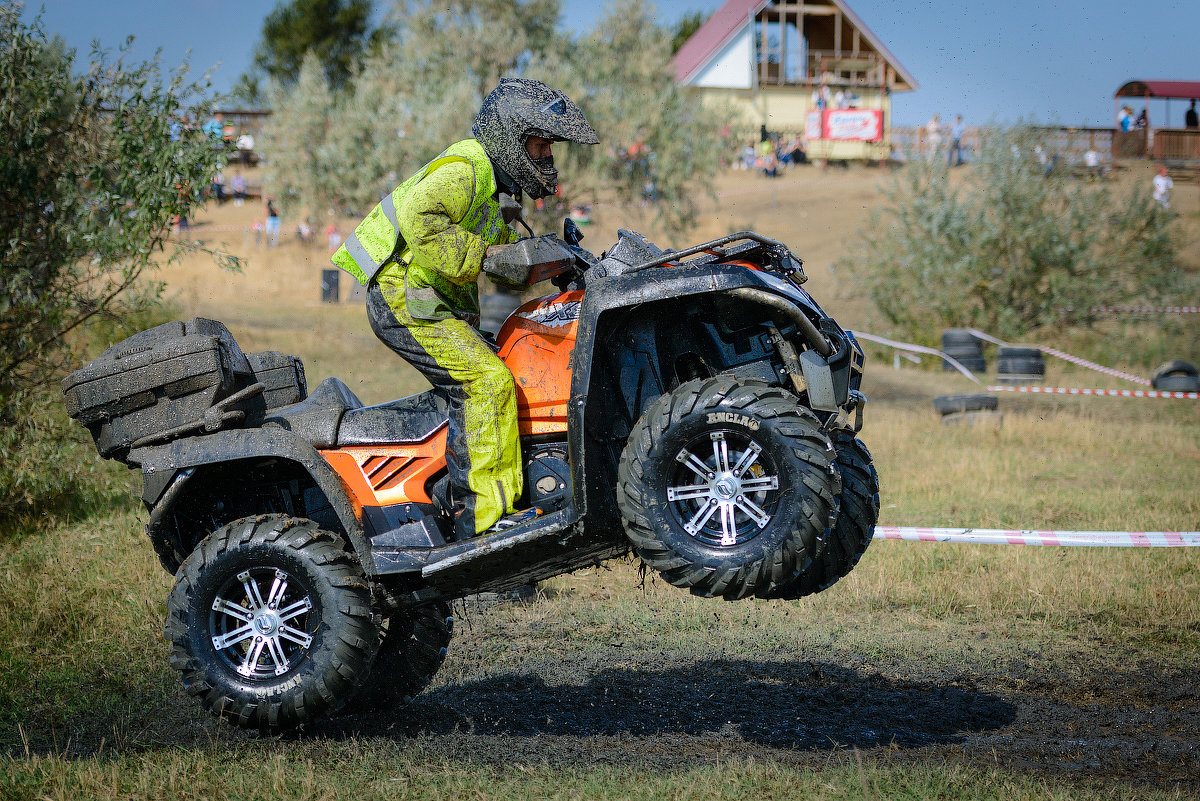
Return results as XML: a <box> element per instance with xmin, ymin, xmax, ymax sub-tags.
<box><xmin>0</xmin><ymin>7</ymin><xmax>223</xmax><ymax>520</ymax></box>
<box><xmin>849</xmin><ymin>126</ymin><xmax>1182</xmax><ymax>343</ymax></box>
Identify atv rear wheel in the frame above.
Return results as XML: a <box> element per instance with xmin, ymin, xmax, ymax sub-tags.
<box><xmin>759</xmin><ymin>432</ymin><xmax>879</xmax><ymax>599</ymax></box>
<box><xmin>617</xmin><ymin>377</ymin><xmax>839</xmax><ymax>600</ymax></box>
<box><xmin>350</xmin><ymin>601</ymin><xmax>453</xmax><ymax>711</ymax></box>
<box><xmin>165</xmin><ymin>515</ymin><xmax>378</xmax><ymax>733</ymax></box>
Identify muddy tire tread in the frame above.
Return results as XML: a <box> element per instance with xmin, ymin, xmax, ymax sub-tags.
<box><xmin>617</xmin><ymin>376</ymin><xmax>838</xmax><ymax>600</ymax></box>
<box><xmin>165</xmin><ymin>514</ymin><xmax>378</xmax><ymax>733</ymax></box>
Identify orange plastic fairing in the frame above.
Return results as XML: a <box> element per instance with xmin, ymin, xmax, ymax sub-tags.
<box><xmin>321</xmin><ymin>425</ymin><xmax>448</xmax><ymax>507</ymax></box>
<box><xmin>498</xmin><ymin>291</ymin><xmax>582</xmax><ymax>436</ymax></box>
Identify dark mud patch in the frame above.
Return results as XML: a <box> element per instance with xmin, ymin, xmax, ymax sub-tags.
<box><xmin>317</xmin><ymin>651</ymin><xmax>1199</xmax><ymax>792</ymax></box>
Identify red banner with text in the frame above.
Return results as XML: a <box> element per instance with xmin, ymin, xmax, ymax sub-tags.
<box><xmin>805</xmin><ymin>109</ymin><xmax>884</xmax><ymax>142</ymax></box>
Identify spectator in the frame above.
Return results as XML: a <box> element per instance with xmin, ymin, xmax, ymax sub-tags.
<box><xmin>236</xmin><ymin>132</ymin><xmax>255</xmax><ymax>167</ymax></box>
<box><xmin>1186</xmin><ymin>100</ymin><xmax>1198</xmax><ymax>130</ymax></box>
<box><xmin>1135</xmin><ymin>108</ymin><xmax>1148</xmax><ymax>129</ymax></box>
<box><xmin>210</xmin><ymin>169</ymin><xmax>225</xmax><ymax>204</ymax></box>
<box><xmin>1153</xmin><ymin>166</ymin><xmax>1173</xmax><ymax>209</ymax></box>
<box><xmin>948</xmin><ymin>115</ymin><xmax>965</xmax><ymax>167</ymax></box>
<box><xmin>779</xmin><ymin>137</ymin><xmax>807</xmax><ymax>167</ymax></box>
<box><xmin>739</xmin><ymin>142</ymin><xmax>756</xmax><ymax>170</ymax></box>
<box><xmin>326</xmin><ymin>223</ymin><xmax>342</xmax><ymax>252</ymax></box>
<box><xmin>925</xmin><ymin>114</ymin><xmax>942</xmax><ymax>158</ymax></box>
<box><xmin>1118</xmin><ymin>106</ymin><xmax>1134</xmax><ymax>132</ymax></box>
<box><xmin>229</xmin><ymin>170</ymin><xmax>247</xmax><ymax>206</ymax></box>
<box><xmin>756</xmin><ymin>137</ymin><xmax>778</xmax><ymax>177</ymax></box>
<box><xmin>252</xmin><ymin>219</ymin><xmax>264</xmax><ymax>247</ymax></box>
<box><xmin>297</xmin><ymin>219</ymin><xmax>313</xmax><ymax>244</ymax></box>
<box><xmin>1083</xmin><ymin>148</ymin><xmax>1103</xmax><ymax>179</ymax></box>
<box><xmin>265</xmin><ymin>196</ymin><xmax>280</xmax><ymax>246</ymax></box>
<box><xmin>203</xmin><ymin>112</ymin><xmax>224</xmax><ymax>142</ymax></box>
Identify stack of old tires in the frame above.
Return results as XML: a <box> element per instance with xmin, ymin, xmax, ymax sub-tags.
<box><xmin>941</xmin><ymin>329</ymin><xmax>986</xmax><ymax>374</ymax></box>
<box><xmin>1151</xmin><ymin>360</ymin><xmax>1200</xmax><ymax>392</ymax></box>
<box><xmin>995</xmin><ymin>346</ymin><xmax>1045</xmax><ymax>384</ymax></box>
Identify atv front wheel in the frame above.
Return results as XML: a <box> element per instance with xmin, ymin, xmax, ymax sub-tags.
<box><xmin>165</xmin><ymin>515</ymin><xmax>378</xmax><ymax>732</ymax></box>
<box><xmin>617</xmin><ymin>377</ymin><xmax>839</xmax><ymax>600</ymax></box>
<box><xmin>759</xmin><ymin>432</ymin><xmax>879</xmax><ymax>599</ymax></box>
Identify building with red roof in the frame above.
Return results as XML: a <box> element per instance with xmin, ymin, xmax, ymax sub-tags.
<box><xmin>671</xmin><ymin>0</ymin><xmax>917</xmax><ymax>160</ymax></box>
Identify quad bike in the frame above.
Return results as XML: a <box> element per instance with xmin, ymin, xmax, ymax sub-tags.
<box><xmin>63</xmin><ymin>220</ymin><xmax>879</xmax><ymax>733</ymax></box>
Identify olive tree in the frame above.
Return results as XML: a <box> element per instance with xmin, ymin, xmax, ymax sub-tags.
<box><xmin>0</xmin><ymin>5</ymin><xmax>225</xmax><ymax>515</ymax></box>
<box><xmin>264</xmin><ymin>0</ymin><xmax>732</xmax><ymax>235</ymax></box>
<box><xmin>848</xmin><ymin>126</ymin><xmax>1180</xmax><ymax>342</ymax></box>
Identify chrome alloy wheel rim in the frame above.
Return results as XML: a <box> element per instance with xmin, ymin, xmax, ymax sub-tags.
<box><xmin>209</xmin><ymin>568</ymin><xmax>315</xmax><ymax>679</ymax></box>
<box><xmin>666</xmin><ymin>429</ymin><xmax>781</xmax><ymax>547</ymax></box>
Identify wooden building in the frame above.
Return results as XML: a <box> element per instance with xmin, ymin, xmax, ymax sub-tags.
<box><xmin>671</xmin><ymin>0</ymin><xmax>917</xmax><ymax>160</ymax></box>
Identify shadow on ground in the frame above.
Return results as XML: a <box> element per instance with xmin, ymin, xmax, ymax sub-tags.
<box><xmin>318</xmin><ymin>658</ymin><xmax>1016</xmax><ymax>752</ymax></box>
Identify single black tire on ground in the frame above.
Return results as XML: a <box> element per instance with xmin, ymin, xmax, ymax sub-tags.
<box><xmin>1153</xmin><ymin>373</ymin><xmax>1200</xmax><ymax>392</ymax></box>
<box><xmin>997</xmin><ymin>356</ymin><xmax>1045</xmax><ymax>376</ymax></box>
<box><xmin>617</xmin><ymin>376</ymin><xmax>839</xmax><ymax>600</ymax></box>
<box><xmin>1152</xmin><ymin>359</ymin><xmax>1199</xmax><ymax>387</ymax></box>
<box><xmin>758</xmin><ymin>432</ymin><xmax>880</xmax><ymax>600</ymax></box>
<box><xmin>349</xmin><ymin>601</ymin><xmax>453</xmax><ymax>711</ymax></box>
<box><xmin>166</xmin><ymin>515</ymin><xmax>379</xmax><ymax>733</ymax></box>
<box><xmin>933</xmin><ymin>393</ymin><xmax>999</xmax><ymax>415</ymax></box>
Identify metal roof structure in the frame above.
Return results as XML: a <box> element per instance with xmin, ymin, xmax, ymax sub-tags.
<box><xmin>1115</xmin><ymin>80</ymin><xmax>1200</xmax><ymax>100</ymax></box>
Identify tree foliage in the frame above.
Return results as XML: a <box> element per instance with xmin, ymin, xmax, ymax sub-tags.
<box><xmin>261</xmin><ymin>52</ymin><xmax>341</xmax><ymax>219</ymax></box>
<box><xmin>530</xmin><ymin>0</ymin><xmax>730</xmax><ymax>234</ymax></box>
<box><xmin>0</xmin><ymin>5</ymin><xmax>223</xmax><ymax>514</ymax></box>
<box><xmin>264</xmin><ymin>0</ymin><xmax>732</xmax><ymax>234</ymax></box>
<box><xmin>848</xmin><ymin>126</ymin><xmax>1181</xmax><ymax>342</ymax></box>
<box><xmin>670</xmin><ymin>10</ymin><xmax>707</xmax><ymax>55</ymax></box>
<box><xmin>252</xmin><ymin>0</ymin><xmax>375</xmax><ymax>91</ymax></box>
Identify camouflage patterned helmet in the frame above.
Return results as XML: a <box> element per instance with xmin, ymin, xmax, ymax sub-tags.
<box><xmin>473</xmin><ymin>78</ymin><xmax>598</xmax><ymax>200</ymax></box>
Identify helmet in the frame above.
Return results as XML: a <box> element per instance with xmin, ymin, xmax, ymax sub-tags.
<box><xmin>473</xmin><ymin>78</ymin><xmax>598</xmax><ymax>200</ymax></box>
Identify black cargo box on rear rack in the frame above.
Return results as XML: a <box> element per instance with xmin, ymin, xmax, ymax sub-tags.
<box><xmin>245</xmin><ymin>350</ymin><xmax>307</xmax><ymax>415</ymax></box>
<box><xmin>62</xmin><ymin>318</ymin><xmax>260</xmax><ymax>462</ymax></box>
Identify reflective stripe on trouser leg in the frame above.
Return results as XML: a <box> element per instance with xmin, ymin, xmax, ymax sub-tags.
<box><xmin>367</xmin><ymin>286</ymin><xmax>521</xmax><ymax>539</ymax></box>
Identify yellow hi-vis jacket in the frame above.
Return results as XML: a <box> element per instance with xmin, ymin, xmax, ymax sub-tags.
<box><xmin>331</xmin><ymin>138</ymin><xmax>517</xmax><ymax>321</ymax></box>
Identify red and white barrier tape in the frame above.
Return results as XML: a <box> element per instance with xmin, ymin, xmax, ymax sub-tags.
<box><xmin>874</xmin><ymin>526</ymin><xmax>1200</xmax><ymax>547</ymax></box>
<box><xmin>1038</xmin><ymin>346</ymin><xmax>1151</xmax><ymax>386</ymax></box>
<box><xmin>967</xmin><ymin>329</ymin><xmax>1151</xmax><ymax>386</ymax></box>
<box><xmin>986</xmin><ymin>385</ymin><xmax>1198</xmax><ymax>400</ymax></box>
<box><xmin>850</xmin><ymin>331</ymin><xmax>982</xmax><ymax>384</ymax></box>
<box><xmin>1067</xmin><ymin>305</ymin><xmax>1200</xmax><ymax>314</ymax></box>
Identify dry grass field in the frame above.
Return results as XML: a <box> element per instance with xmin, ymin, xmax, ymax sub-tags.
<box><xmin>1</xmin><ymin>161</ymin><xmax>1198</xmax><ymax>799</ymax></box>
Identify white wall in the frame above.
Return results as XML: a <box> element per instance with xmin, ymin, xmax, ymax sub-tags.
<box><xmin>689</xmin><ymin>28</ymin><xmax>753</xmax><ymax>90</ymax></box>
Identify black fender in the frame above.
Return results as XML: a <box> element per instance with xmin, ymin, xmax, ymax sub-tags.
<box><xmin>129</xmin><ymin>427</ymin><xmax>371</xmax><ymax>576</ymax></box>
<box><xmin>565</xmin><ymin>263</ymin><xmax>840</xmax><ymax>537</ymax></box>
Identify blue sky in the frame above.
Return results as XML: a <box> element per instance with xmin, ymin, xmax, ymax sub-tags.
<box><xmin>21</xmin><ymin>0</ymin><xmax>1200</xmax><ymax>128</ymax></box>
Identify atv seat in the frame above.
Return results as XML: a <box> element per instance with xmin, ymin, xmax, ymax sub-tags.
<box><xmin>337</xmin><ymin>389</ymin><xmax>449</xmax><ymax>446</ymax></box>
<box><xmin>261</xmin><ymin>377</ymin><xmax>363</xmax><ymax>448</ymax></box>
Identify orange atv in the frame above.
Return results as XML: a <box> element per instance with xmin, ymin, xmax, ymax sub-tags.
<box><xmin>63</xmin><ymin>221</ymin><xmax>878</xmax><ymax>733</ymax></box>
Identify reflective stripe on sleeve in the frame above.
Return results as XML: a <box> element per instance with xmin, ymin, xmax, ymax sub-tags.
<box><xmin>343</xmin><ymin>232</ymin><xmax>379</xmax><ymax>277</ymax></box>
<box><xmin>381</xmin><ymin>192</ymin><xmax>399</xmax><ymax>231</ymax></box>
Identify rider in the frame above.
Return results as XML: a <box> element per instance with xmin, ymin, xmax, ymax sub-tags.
<box><xmin>331</xmin><ymin>78</ymin><xmax>598</xmax><ymax>540</ymax></box>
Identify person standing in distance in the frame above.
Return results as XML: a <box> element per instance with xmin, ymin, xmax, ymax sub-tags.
<box><xmin>331</xmin><ymin>78</ymin><xmax>598</xmax><ymax>541</ymax></box>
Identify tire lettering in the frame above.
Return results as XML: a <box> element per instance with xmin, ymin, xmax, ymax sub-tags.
<box><xmin>706</xmin><ymin>412</ymin><xmax>761</xmax><ymax>431</ymax></box>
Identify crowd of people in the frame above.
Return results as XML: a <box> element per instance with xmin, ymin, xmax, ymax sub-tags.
<box><xmin>921</xmin><ymin>114</ymin><xmax>967</xmax><ymax>165</ymax></box>
<box><xmin>736</xmin><ymin>128</ymin><xmax>808</xmax><ymax>178</ymax></box>
<box><xmin>179</xmin><ymin>112</ymin><xmax>342</xmax><ymax>249</ymax></box>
